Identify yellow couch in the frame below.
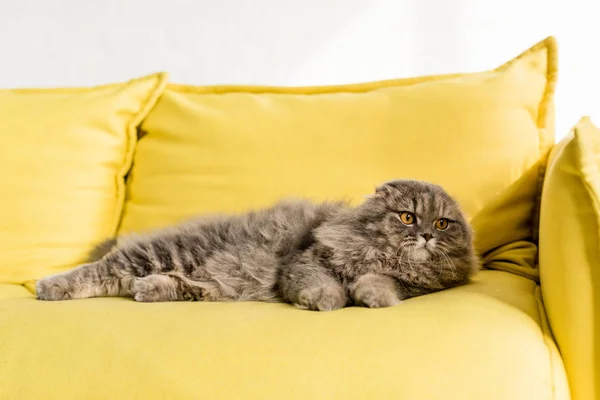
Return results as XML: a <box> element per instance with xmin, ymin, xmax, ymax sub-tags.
<box><xmin>0</xmin><ymin>37</ymin><xmax>597</xmax><ymax>400</ymax></box>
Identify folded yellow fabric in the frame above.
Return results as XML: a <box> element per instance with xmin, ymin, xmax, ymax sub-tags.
<box><xmin>540</xmin><ymin>117</ymin><xmax>600</xmax><ymax>400</ymax></box>
<box><xmin>120</xmin><ymin>38</ymin><xmax>557</xmax><ymax>280</ymax></box>
<box><xmin>0</xmin><ymin>73</ymin><xmax>168</xmax><ymax>284</ymax></box>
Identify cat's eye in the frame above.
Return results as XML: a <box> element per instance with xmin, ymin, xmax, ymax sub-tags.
<box><xmin>399</xmin><ymin>212</ymin><xmax>415</xmax><ymax>225</ymax></box>
<box><xmin>435</xmin><ymin>218</ymin><xmax>449</xmax><ymax>230</ymax></box>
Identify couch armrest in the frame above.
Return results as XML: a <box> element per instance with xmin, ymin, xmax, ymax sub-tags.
<box><xmin>539</xmin><ymin>117</ymin><xmax>600</xmax><ymax>400</ymax></box>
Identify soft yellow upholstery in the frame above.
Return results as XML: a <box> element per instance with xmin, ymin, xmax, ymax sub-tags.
<box><xmin>0</xmin><ymin>74</ymin><xmax>167</xmax><ymax>284</ymax></box>
<box><xmin>0</xmin><ymin>272</ymin><xmax>568</xmax><ymax>400</ymax></box>
<box><xmin>540</xmin><ymin>117</ymin><xmax>600</xmax><ymax>400</ymax></box>
<box><xmin>120</xmin><ymin>38</ymin><xmax>557</xmax><ymax>281</ymax></box>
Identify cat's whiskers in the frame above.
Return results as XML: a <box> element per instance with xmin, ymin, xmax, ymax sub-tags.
<box><xmin>393</xmin><ymin>251</ymin><xmax>411</xmax><ymax>295</ymax></box>
<box><xmin>398</xmin><ymin>247</ymin><xmax>414</xmax><ymax>275</ymax></box>
<box><xmin>437</xmin><ymin>249</ymin><xmax>457</xmax><ymax>280</ymax></box>
<box><xmin>397</xmin><ymin>247</ymin><xmax>406</xmax><ymax>267</ymax></box>
<box><xmin>406</xmin><ymin>248</ymin><xmax>417</xmax><ymax>274</ymax></box>
<box><xmin>428</xmin><ymin>249</ymin><xmax>444</xmax><ymax>282</ymax></box>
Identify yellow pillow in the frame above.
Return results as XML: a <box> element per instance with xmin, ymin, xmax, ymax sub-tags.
<box><xmin>539</xmin><ymin>117</ymin><xmax>600</xmax><ymax>400</ymax></box>
<box><xmin>0</xmin><ymin>73</ymin><xmax>168</xmax><ymax>284</ymax></box>
<box><xmin>121</xmin><ymin>38</ymin><xmax>557</xmax><ymax>279</ymax></box>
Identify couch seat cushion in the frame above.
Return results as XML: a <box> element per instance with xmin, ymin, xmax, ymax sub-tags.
<box><xmin>0</xmin><ymin>271</ymin><xmax>568</xmax><ymax>400</ymax></box>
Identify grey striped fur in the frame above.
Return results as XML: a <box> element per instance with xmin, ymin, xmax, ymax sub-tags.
<box><xmin>36</xmin><ymin>180</ymin><xmax>479</xmax><ymax>311</ymax></box>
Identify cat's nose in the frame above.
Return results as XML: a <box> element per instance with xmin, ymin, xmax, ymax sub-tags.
<box><xmin>421</xmin><ymin>233</ymin><xmax>434</xmax><ymax>242</ymax></box>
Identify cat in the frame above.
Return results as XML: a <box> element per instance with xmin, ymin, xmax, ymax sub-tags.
<box><xmin>36</xmin><ymin>179</ymin><xmax>480</xmax><ymax>311</ymax></box>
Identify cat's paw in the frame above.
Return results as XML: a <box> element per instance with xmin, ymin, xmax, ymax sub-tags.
<box><xmin>131</xmin><ymin>275</ymin><xmax>182</xmax><ymax>302</ymax></box>
<box><xmin>295</xmin><ymin>285</ymin><xmax>347</xmax><ymax>311</ymax></box>
<box><xmin>36</xmin><ymin>276</ymin><xmax>72</xmax><ymax>301</ymax></box>
<box><xmin>131</xmin><ymin>276</ymin><xmax>163</xmax><ymax>302</ymax></box>
<box><xmin>353</xmin><ymin>287</ymin><xmax>400</xmax><ymax>309</ymax></box>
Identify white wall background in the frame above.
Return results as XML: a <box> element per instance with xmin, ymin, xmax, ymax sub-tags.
<box><xmin>1</xmin><ymin>0</ymin><xmax>599</xmax><ymax>140</ymax></box>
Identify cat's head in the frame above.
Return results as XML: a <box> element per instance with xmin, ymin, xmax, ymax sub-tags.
<box><xmin>357</xmin><ymin>179</ymin><xmax>478</xmax><ymax>276</ymax></box>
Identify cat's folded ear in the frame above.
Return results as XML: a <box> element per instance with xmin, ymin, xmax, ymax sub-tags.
<box><xmin>375</xmin><ymin>179</ymin><xmax>416</xmax><ymax>195</ymax></box>
<box><xmin>375</xmin><ymin>182</ymin><xmax>394</xmax><ymax>194</ymax></box>
<box><xmin>366</xmin><ymin>180</ymin><xmax>408</xmax><ymax>199</ymax></box>
<box><xmin>362</xmin><ymin>183</ymin><xmax>391</xmax><ymax>200</ymax></box>
<box><xmin>375</xmin><ymin>184</ymin><xmax>388</xmax><ymax>194</ymax></box>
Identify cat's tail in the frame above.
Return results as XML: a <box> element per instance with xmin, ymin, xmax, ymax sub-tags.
<box><xmin>86</xmin><ymin>237</ymin><xmax>118</xmax><ymax>262</ymax></box>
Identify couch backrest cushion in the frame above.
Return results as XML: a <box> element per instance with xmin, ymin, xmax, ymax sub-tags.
<box><xmin>120</xmin><ymin>38</ymin><xmax>557</xmax><ymax>279</ymax></box>
<box><xmin>0</xmin><ymin>73</ymin><xmax>167</xmax><ymax>284</ymax></box>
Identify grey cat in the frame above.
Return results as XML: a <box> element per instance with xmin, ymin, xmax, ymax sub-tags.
<box><xmin>36</xmin><ymin>179</ymin><xmax>479</xmax><ymax>311</ymax></box>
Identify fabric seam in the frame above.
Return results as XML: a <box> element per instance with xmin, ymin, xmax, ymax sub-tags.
<box><xmin>531</xmin><ymin>38</ymin><xmax>559</xmax><ymax>253</ymax></box>
<box><xmin>167</xmin><ymin>37</ymin><xmax>556</xmax><ymax>98</ymax></box>
<box><xmin>111</xmin><ymin>73</ymin><xmax>168</xmax><ymax>235</ymax></box>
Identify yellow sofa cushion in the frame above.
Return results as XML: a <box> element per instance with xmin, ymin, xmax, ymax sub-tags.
<box><xmin>0</xmin><ymin>74</ymin><xmax>167</xmax><ymax>284</ymax></box>
<box><xmin>540</xmin><ymin>117</ymin><xmax>600</xmax><ymax>400</ymax></box>
<box><xmin>0</xmin><ymin>271</ymin><xmax>568</xmax><ymax>399</ymax></box>
<box><xmin>120</xmin><ymin>38</ymin><xmax>557</xmax><ymax>280</ymax></box>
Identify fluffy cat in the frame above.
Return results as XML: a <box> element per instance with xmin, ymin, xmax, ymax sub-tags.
<box><xmin>36</xmin><ymin>179</ymin><xmax>479</xmax><ymax>311</ymax></box>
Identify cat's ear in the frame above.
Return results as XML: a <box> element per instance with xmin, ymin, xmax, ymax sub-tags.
<box><xmin>375</xmin><ymin>183</ymin><xmax>393</xmax><ymax>195</ymax></box>
<box><xmin>364</xmin><ymin>184</ymin><xmax>389</xmax><ymax>200</ymax></box>
<box><xmin>364</xmin><ymin>181</ymin><xmax>403</xmax><ymax>200</ymax></box>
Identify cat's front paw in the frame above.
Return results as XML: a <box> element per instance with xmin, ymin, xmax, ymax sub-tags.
<box><xmin>296</xmin><ymin>285</ymin><xmax>347</xmax><ymax>311</ymax></box>
<box><xmin>36</xmin><ymin>276</ymin><xmax>72</xmax><ymax>301</ymax></box>
<box><xmin>353</xmin><ymin>286</ymin><xmax>400</xmax><ymax>309</ymax></box>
